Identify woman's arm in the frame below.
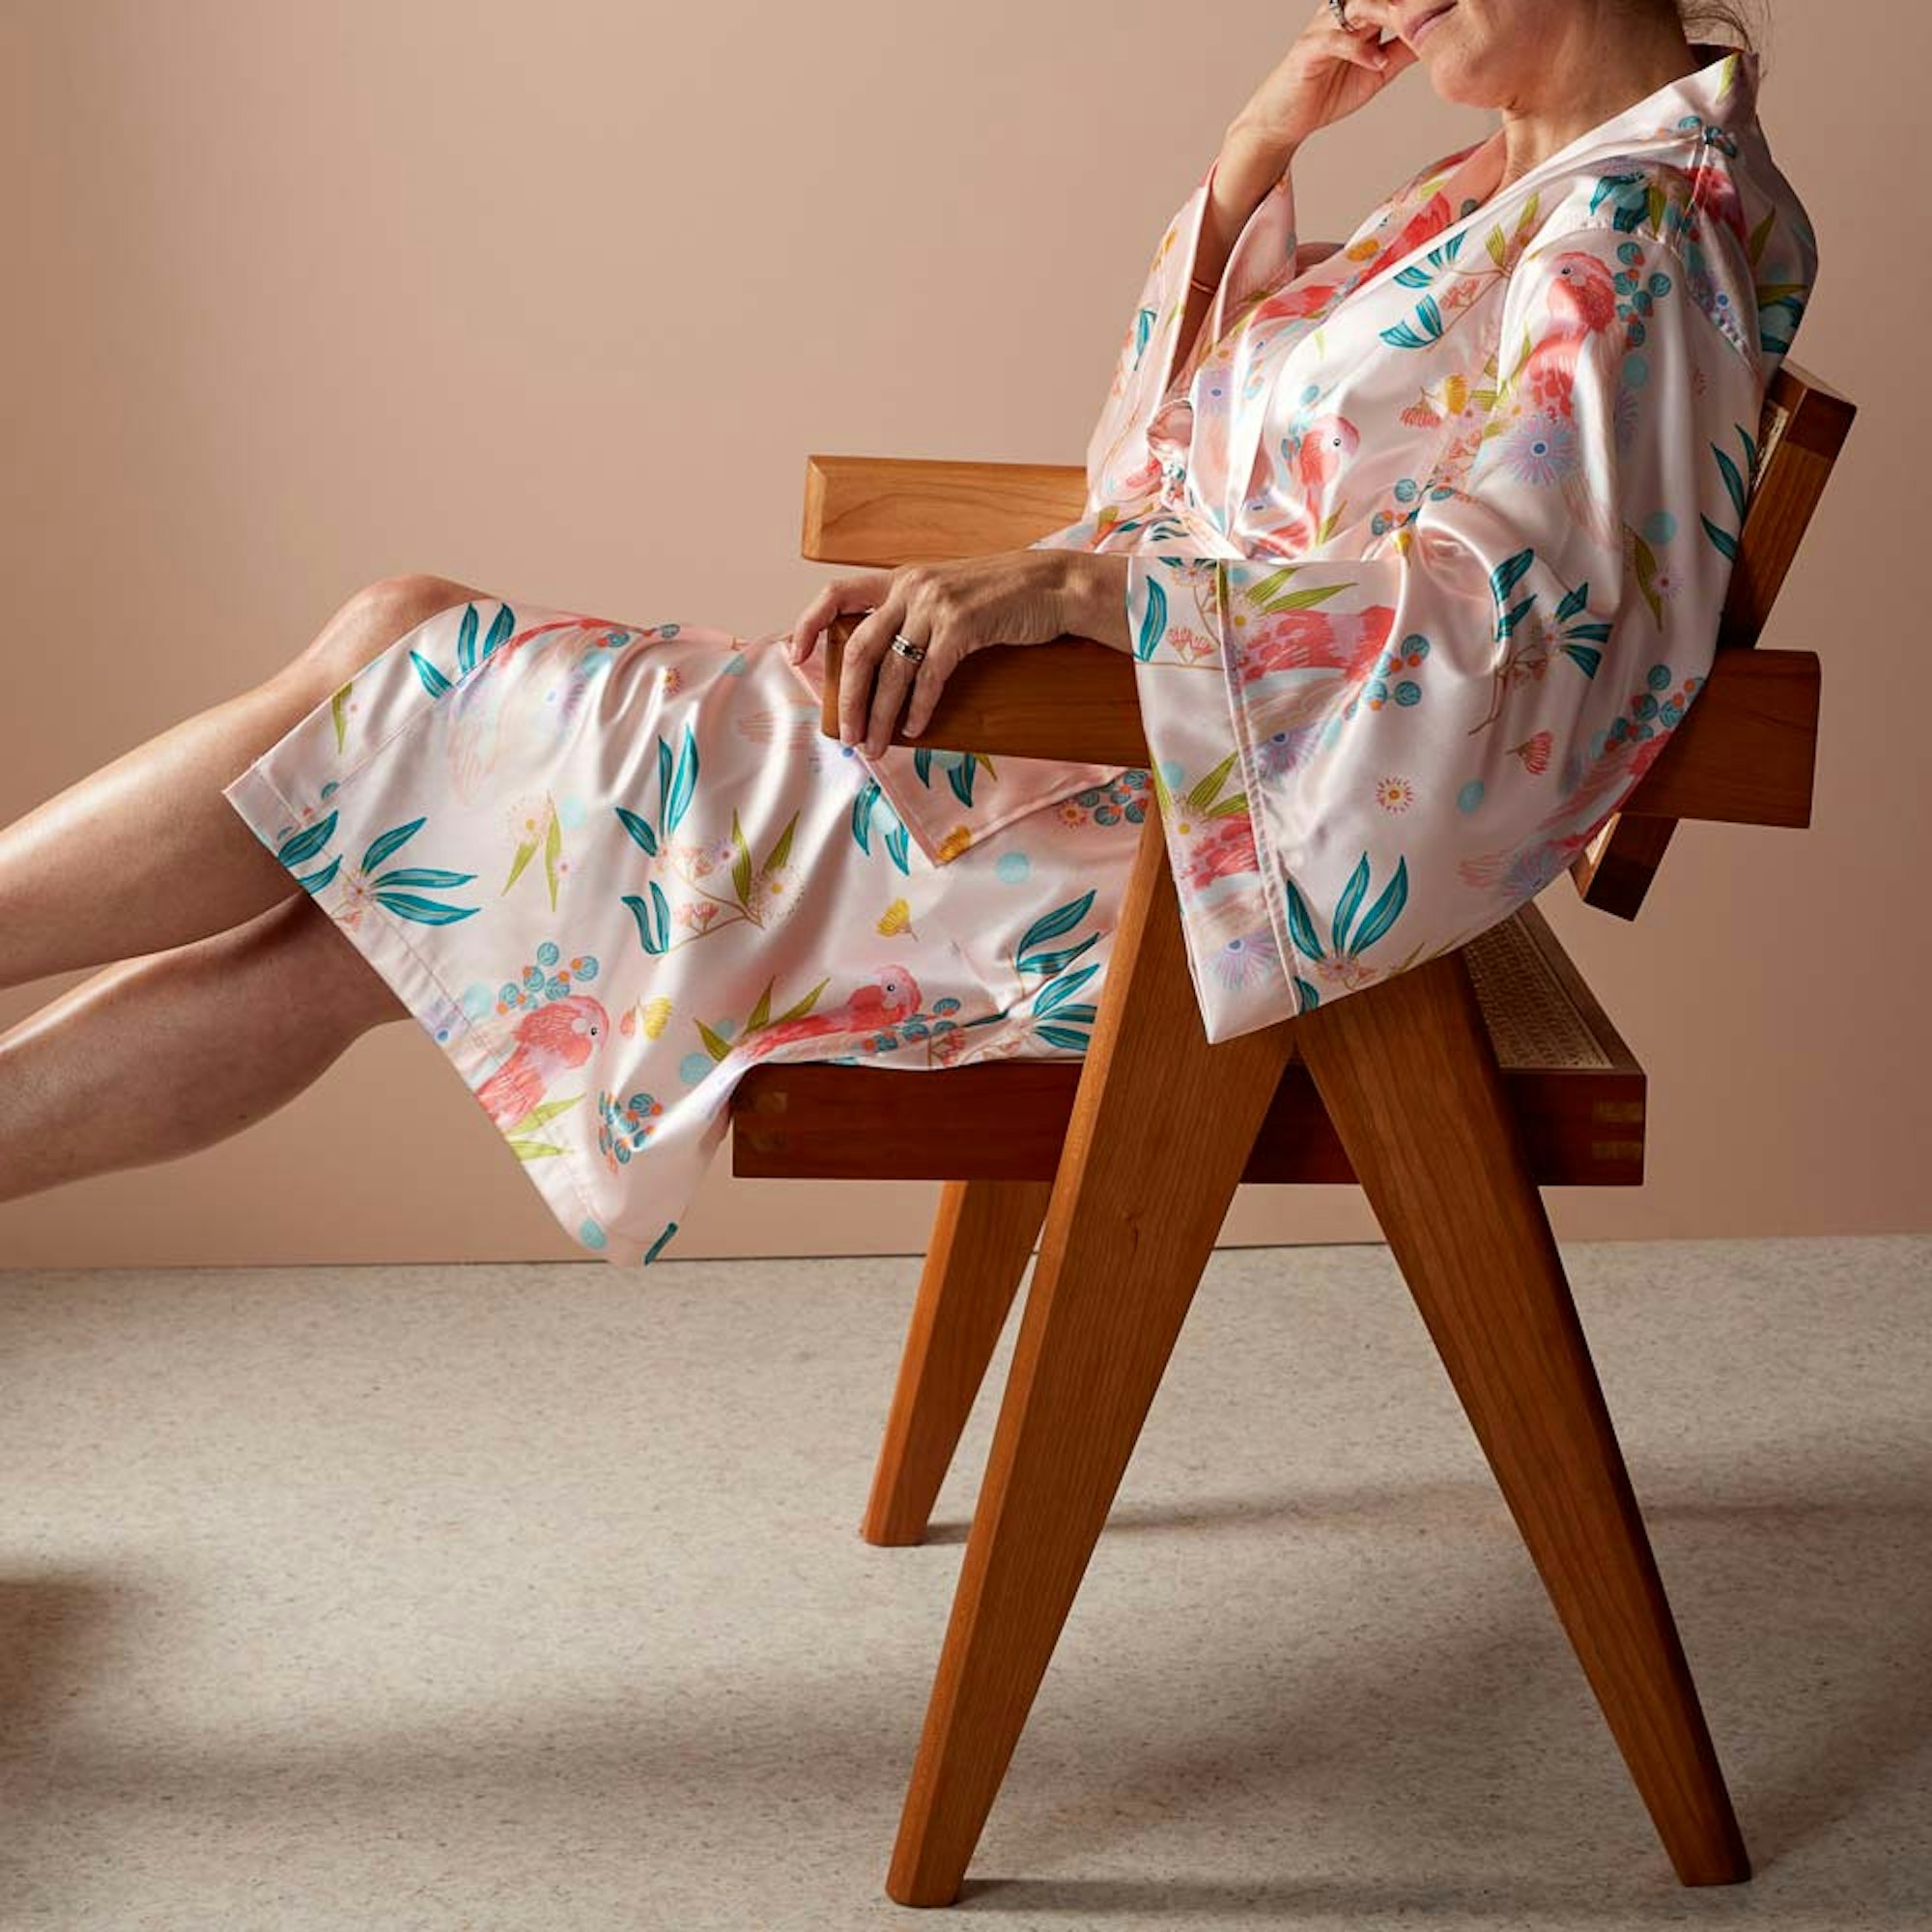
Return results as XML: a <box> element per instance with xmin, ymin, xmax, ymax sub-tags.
<box><xmin>1171</xmin><ymin>125</ymin><xmax>1303</xmax><ymax>377</ymax></box>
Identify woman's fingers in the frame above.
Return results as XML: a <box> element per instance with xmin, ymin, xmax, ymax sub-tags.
<box><xmin>837</xmin><ymin>592</ymin><xmax>904</xmax><ymax>747</ymax></box>
<box><xmin>860</xmin><ymin>642</ymin><xmax>923</xmax><ymax>759</ymax></box>
<box><xmin>788</xmin><ymin>570</ymin><xmax>895</xmax><ymax>666</ymax></box>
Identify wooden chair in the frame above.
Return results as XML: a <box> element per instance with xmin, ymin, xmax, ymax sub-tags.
<box><xmin>733</xmin><ymin>361</ymin><xmax>1856</xmax><ymax>1907</ymax></box>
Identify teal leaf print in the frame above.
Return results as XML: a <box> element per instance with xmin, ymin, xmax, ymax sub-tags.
<box><xmin>1699</xmin><ymin>421</ymin><xmax>1758</xmax><ymax>559</ymax></box>
<box><xmin>1757</xmin><ymin>284</ymin><xmax>1808</xmax><ymax>357</ymax></box>
<box><xmin>362</xmin><ymin>817</ymin><xmax>426</xmax><ymax>872</ymax></box>
<box><xmin>849</xmin><ymin>779</ymin><xmax>912</xmax><ymax>875</ymax></box>
<box><xmin>1332</xmin><ymin>853</ymin><xmax>1372</xmax><ymax>955</ymax></box>
<box><xmin>1347</xmin><ymin>855</ymin><xmax>1409</xmax><ymax>957</ymax></box>
<box><xmin>1284</xmin><ymin>855</ymin><xmax>1407</xmax><ymax>972</ymax></box>
<box><xmin>947</xmin><ymin>757</ymin><xmax>978</xmax><ymax>808</ymax></box>
<box><xmin>294</xmin><ymin>855</ymin><xmax>341</xmax><ymax>895</ymax></box>
<box><xmin>1133</xmin><ymin>571</ymin><xmax>1169</xmax><ymax>662</ymax></box>
<box><xmin>1016</xmin><ymin>889</ymin><xmax>1096</xmax><ymax>971</ymax></box>
<box><xmin>455</xmin><ymin>600</ymin><xmax>516</xmax><ymax>676</ymax></box>
<box><xmin>374</xmin><ymin>891</ymin><xmax>479</xmax><ymax>926</ymax></box>
<box><xmin>352</xmin><ymin>814</ymin><xmax>480</xmax><ymax>923</ymax></box>
<box><xmin>615</xmin><ymin>805</ymin><xmax>659</xmax><ymax>856</ymax></box>
<box><xmin>1283</xmin><ymin>875</ymin><xmax>1323</xmax><ymax>965</ymax></box>
<box><xmin>1037</xmin><ymin>1026</ymin><xmax>1094</xmax><ymax>1052</ymax></box>
<box><xmin>1033</xmin><ymin>962</ymin><xmax>1099</xmax><ymax>1018</ymax></box>
<box><xmin>623</xmin><ymin>879</ymin><xmax>672</xmax><ymax>954</ymax></box>
<box><xmin>910</xmin><ymin>746</ymin><xmax>981</xmax><ymax>807</ymax></box>
<box><xmin>1490</xmin><ymin>548</ymin><xmax>1534</xmax><ymax>608</ymax></box>
<box><xmin>1700</xmin><ymin>518</ymin><xmax>1740</xmax><ymax>562</ymax></box>
<box><xmin>275</xmin><ymin>810</ymin><xmax>339</xmax><ymax>870</ymax></box>
<box><xmin>411</xmin><ymin>649</ymin><xmax>451</xmax><ymax>698</ymax></box>
<box><xmin>373</xmin><ymin>867</ymin><xmax>473</xmax><ymax>890</ymax></box>
<box><xmin>1713</xmin><ymin>440</ymin><xmax>1750</xmax><ymax>522</ymax></box>
<box><xmin>659</xmin><ymin>723</ymin><xmax>699</xmax><ymax>833</ymax></box>
<box><xmin>1393</xmin><ymin>230</ymin><xmax>1468</xmax><ymax>288</ymax></box>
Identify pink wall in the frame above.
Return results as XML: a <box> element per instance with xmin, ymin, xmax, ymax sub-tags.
<box><xmin>3</xmin><ymin>1</ymin><xmax>1918</xmax><ymax>1265</ymax></box>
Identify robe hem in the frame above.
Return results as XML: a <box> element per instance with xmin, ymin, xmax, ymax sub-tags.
<box><xmin>220</xmin><ymin>740</ymin><xmax>662</xmax><ymax>1269</ymax></box>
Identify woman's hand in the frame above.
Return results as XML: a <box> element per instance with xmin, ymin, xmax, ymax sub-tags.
<box><xmin>791</xmin><ymin>549</ymin><xmax>1132</xmax><ymax>760</ymax></box>
<box><xmin>1229</xmin><ymin>1</ymin><xmax>1419</xmax><ymax>155</ymax></box>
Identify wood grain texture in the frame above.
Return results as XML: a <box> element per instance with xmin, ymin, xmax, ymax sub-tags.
<box><xmin>860</xmin><ymin>1179</ymin><xmax>1052</xmax><ymax>1548</ymax></box>
<box><xmin>1293</xmin><ymin>945</ymin><xmax>1749</xmax><ymax>1886</ymax></box>
<box><xmin>801</xmin><ymin>454</ymin><xmax>1088</xmax><ymax>567</ymax></box>
<box><xmin>884</xmin><ymin>811</ymin><xmax>1298</xmax><ymax>1907</ymax></box>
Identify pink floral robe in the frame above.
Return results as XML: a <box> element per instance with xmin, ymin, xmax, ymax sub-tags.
<box><xmin>221</xmin><ymin>43</ymin><xmax>1819</xmax><ymax>1264</ymax></box>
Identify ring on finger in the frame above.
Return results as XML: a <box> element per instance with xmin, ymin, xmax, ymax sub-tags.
<box><xmin>890</xmin><ymin>631</ymin><xmax>928</xmax><ymax>665</ymax></box>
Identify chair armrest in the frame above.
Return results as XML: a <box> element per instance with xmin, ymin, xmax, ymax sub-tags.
<box><xmin>823</xmin><ymin>616</ymin><xmax>1148</xmax><ymax>765</ymax></box>
<box><xmin>801</xmin><ymin>454</ymin><xmax>1088</xmax><ymax>566</ymax></box>
<box><xmin>819</xmin><ymin>624</ymin><xmax>1818</xmax><ymax>831</ymax></box>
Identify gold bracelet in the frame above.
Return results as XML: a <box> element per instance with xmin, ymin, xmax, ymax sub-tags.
<box><xmin>1187</xmin><ymin>270</ymin><xmax>1218</xmax><ymax>297</ymax></box>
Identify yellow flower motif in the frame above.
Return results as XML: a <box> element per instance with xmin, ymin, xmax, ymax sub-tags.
<box><xmin>936</xmin><ymin>825</ymin><xmax>974</xmax><ymax>863</ymax></box>
<box><xmin>1376</xmin><ymin>777</ymin><xmax>1416</xmax><ymax>811</ymax></box>
<box><xmin>1346</xmin><ymin>236</ymin><xmax>1381</xmax><ymax>262</ymax></box>
<box><xmin>641</xmin><ymin>995</ymin><xmax>673</xmax><ymax>1039</ymax></box>
<box><xmin>877</xmin><ymin>896</ymin><xmax>914</xmax><ymax>937</ymax></box>
<box><xmin>1443</xmin><ymin>373</ymin><xmax>1469</xmax><ymax>415</ymax></box>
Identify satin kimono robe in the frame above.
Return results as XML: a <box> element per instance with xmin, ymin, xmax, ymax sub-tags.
<box><xmin>220</xmin><ymin>43</ymin><xmax>1818</xmax><ymax>1266</ymax></box>
<box><xmin>855</xmin><ymin>42</ymin><xmax>1822</xmax><ymax>1042</ymax></box>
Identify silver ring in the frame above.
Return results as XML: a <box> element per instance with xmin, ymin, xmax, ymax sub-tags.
<box><xmin>890</xmin><ymin>632</ymin><xmax>927</xmax><ymax>665</ymax></box>
<box><xmin>1328</xmin><ymin>0</ymin><xmax>1350</xmax><ymax>25</ymax></box>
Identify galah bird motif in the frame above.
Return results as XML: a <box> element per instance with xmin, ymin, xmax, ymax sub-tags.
<box><xmin>472</xmin><ymin>992</ymin><xmax>611</xmax><ymax>1128</ymax></box>
<box><xmin>1512</xmin><ymin>247</ymin><xmax>1628</xmax><ymax>551</ymax></box>
<box><xmin>1248</xmin><ymin>412</ymin><xmax>1362</xmax><ymax>557</ymax></box>
<box><xmin>443</xmin><ymin>617</ymin><xmax>653</xmax><ymax>808</ymax></box>
<box><xmin>739</xmin><ymin>966</ymin><xmax>923</xmax><ymax>1061</ymax></box>
<box><xmin>1234</xmin><ymin>601</ymin><xmax>1403</xmax><ymax>747</ymax></box>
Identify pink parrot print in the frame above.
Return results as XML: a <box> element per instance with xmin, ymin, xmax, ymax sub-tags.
<box><xmin>739</xmin><ymin>965</ymin><xmax>923</xmax><ymax>1062</ymax></box>
<box><xmin>472</xmin><ymin>992</ymin><xmax>611</xmax><ymax>1128</ymax></box>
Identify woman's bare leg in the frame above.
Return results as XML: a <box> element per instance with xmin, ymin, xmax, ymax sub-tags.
<box><xmin>0</xmin><ymin>572</ymin><xmax>484</xmax><ymax>992</ymax></box>
<box><xmin>0</xmin><ymin>890</ymin><xmax>409</xmax><ymax>1208</ymax></box>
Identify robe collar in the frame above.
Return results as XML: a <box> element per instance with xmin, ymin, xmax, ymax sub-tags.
<box><xmin>1434</xmin><ymin>42</ymin><xmax>1761</xmax><ymax>213</ymax></box>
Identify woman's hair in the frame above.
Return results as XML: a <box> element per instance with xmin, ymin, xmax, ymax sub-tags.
<box><xmin>1671</xmin><ymin>0</ymin><xmax>1762</xmax><ymax>55</ymax></box>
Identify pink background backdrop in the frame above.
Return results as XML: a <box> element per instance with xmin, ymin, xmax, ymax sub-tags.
<box><xmin>4</xmin><ymin>1</ymin><xmax>1918</xmax><ymax>1264</ymax></box>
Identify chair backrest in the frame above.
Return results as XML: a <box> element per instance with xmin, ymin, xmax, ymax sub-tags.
<box><xmin>1569</xmin><ymin>357</ymin><xmax>1857</xmax><ymax>918</ymax></box>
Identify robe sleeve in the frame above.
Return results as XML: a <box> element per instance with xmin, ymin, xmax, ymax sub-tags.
<box><xmin>1083</xmin><ymin>150</ymin><xmax>1308</xmax><ymax>512</ymax></box>
<box><xmin>1122</xmin><ymin>220</ymin><xmax>1778</xmax><ymax>1043</ymax></box>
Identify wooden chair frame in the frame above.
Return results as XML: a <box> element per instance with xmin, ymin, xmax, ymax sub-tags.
<box><xmin>732</xmin><ymin>360</ymin><xmax>1856</xmax><ymax>1906</ymax></box>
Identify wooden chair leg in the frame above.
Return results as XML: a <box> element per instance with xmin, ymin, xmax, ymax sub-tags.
<box><xmin>861</xmin><ymin>1179</ymin><xmax>1053</xmax><ymax>1548</ymax></box>
<box><xmin>1293</xmin><ymin>945</ymin><xmax>1749</xmax><ymax>1888</ymax></box>
<box><xmin>885</xmin><ymin>813</ymin><xmax>1297</xmax><ymax>1907</ymax></box>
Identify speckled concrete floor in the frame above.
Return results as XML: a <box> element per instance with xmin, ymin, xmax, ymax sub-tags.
<box><xmin>0</xmin><ymin>1235</ymin><xmax>1925</xmax><ymax>1930</ymax></box>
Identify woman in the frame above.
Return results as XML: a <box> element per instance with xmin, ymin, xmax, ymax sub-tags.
<box><xmin>0</xmin><ymin>0</ymin><xmax>1817</xmax><ymax>1266</ymax></box>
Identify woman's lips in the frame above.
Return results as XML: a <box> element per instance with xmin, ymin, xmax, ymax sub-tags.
<box><xmin>1409</xmin><ymin>2</ymin><xmax>1456</xmax><ymax>43</ymax></box>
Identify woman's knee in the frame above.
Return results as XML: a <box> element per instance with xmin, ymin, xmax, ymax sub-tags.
<box><xmin>292</xmin><ymin>572</ymin><xmax>486</xmax><ymax>696</ymax></box>
<box><xmin>248</xmin><ymin>889</ymin><xmax>412</xmax><ymax>1035</ymax></box>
